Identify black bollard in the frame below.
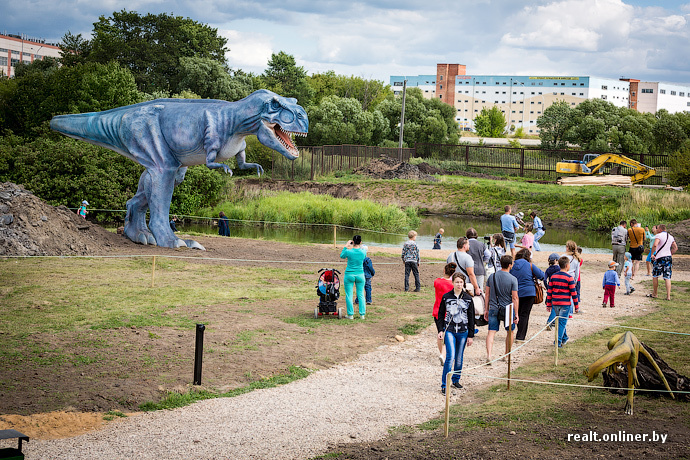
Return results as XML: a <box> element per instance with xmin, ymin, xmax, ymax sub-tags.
<box><xmin>193</xmin><ymin>323</ymin><xmax>205</xmax><ymax>385</ymax></box>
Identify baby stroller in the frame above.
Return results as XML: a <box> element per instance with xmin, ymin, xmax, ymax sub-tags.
<box><xmin>315</xmin><ymin>268</ymin><xmax>344</xmax><ymax>319</ymax></box>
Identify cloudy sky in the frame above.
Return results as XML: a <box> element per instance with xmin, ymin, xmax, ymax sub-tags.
<box><xmin>4</xmin><ymin>0</ymin><xmax>690</xmax><ymax>85</ymax></box>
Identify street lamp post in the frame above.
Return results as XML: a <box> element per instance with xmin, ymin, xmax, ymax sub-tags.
<box><xmin>398</xmin><ymin>79</ymin><xmax>407</xmax><ymax>159</ymax></box>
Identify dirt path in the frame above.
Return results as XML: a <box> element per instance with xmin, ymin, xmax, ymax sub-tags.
<box><xmin>15</xmin><ymin>244</ymin><xmax>689</xmax><ymax>459</ymax></box>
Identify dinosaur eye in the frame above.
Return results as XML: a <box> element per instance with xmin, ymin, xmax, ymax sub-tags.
<box><xmin>271</xmin><ymin>99</ymin><xmax>281</xmax><ymax>110</ymax></box>
<box><xmin>280</xmin><ymin>110</ymin><xmax>295</xmax><ymax>124</ymax></box>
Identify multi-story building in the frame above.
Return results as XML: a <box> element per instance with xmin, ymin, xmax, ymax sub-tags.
<box><xmin>391</xmin><ymin>64</ymin><xmax>690</xmax><ymax>134</ymax></box>
<box><xmin>0</xmin><ymin>33</ymin><xmax>61</xmax><ymax>78</ymax></box>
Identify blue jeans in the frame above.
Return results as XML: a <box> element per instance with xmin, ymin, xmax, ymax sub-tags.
<box><xmin>555</xmin><ymin>305</ymin><xmax>569</xmax><ymax>346</ymax></box>
<box><xmin>575</xmin><ymin>280</ymin><xmax>581</xmax><ymax>305</ymax></box>
<box><xmin>356</xmin><ymin>278</ymin><xmax>373</xmax><ymax>304</ymax></box>
<box><xmin>441</xmin><ymin>329</ymin><xmax>468</xmax><ymax>389</ymax></box>
<box><xmin>533</xmin><ymin>229</ymin><xmax>545</xmax><ymax>251</ymax></box>
<box><xmin>547</xmin><ymin>307</ymin><xmax>556</xmax><ymax>327</ymax></box>
<box><xmin>344</xmin><ymin>273</ymin><xmax>366</xmax><ymax>316</ymax></box>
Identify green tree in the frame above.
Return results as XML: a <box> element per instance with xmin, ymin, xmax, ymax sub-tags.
<box><xmin>88</xmin><ymin>10</ymin><xmax>228</xmax><ymax>94</ymax></box>
<box><xmin>474</xmin><ymin>106</ymin><xmax>506</xmax><ymax>137</ymax></box>
<box><xmin>307</xmin><ymin>72</ymin><xmax>390</xmax><ymax>110</ymax></box>
<box><xmin>261</xmin><ymin>51</ymin><xmax>314</xmax><ymax>105</ymax></box>
<box><xmin>668</xmin><ymin>139</ymin><xmax>690</xmax><ymax>187</ymax></box>
<box><xmin>177</xmin><ymin>57</ymin><xmax>253</xmax><ymax>101</ymax></box>
<box><xmin>59</xmin><ymin>32</ymin><xmax>92</xmax><ymax>67</ymax></box>
<box><xmin>652</xmin><ymin>110</ymin><xmax>688</xmax><ymax>154</ymax></box>
<box><xmin>537</xmin><ymin>100</ymin><xmax>573</xmax><ymax>149</ymax></box>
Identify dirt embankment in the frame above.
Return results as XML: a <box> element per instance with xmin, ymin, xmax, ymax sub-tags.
<box><xmin>0</xmin><ymin>182</ymin><xmax>131</xmax><ymax>256</ymax></box>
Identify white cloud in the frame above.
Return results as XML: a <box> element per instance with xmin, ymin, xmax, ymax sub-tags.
<box><xmin>221</xmin><ymin>29</ymin><xmax>274</xmax><ymax>71</ymax></box>
<box><xmin>501</xmin><ymin>0</ymin><xmax>633</xmax><ymax>52</ymax></box>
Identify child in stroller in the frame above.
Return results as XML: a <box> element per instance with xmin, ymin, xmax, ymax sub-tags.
<box><xmin>315</xmin><ymin>268</ymin><xmax>344</xmax><ymax>318</ymax></box>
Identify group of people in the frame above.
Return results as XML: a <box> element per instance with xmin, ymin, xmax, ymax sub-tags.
<box><xmin>610</xmin><ymin>219</ymin><xmax>678</xmax><ymax>301</ymax></box>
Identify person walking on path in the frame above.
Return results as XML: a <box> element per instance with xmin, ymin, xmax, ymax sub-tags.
<box><xmin>500</xmin><ymin>205</ymin><xmax>522</xmax><ymax>259</ymax></box>
<box><xmin>509</xmin><ymin>248</ymin><xmax>545</xmax><ymax>342</ymax></box>
<box><xmin>436</xmin><ymin>272</ymin><xmax>475</xmax><ymax>394</ymax></box>
<box><xmin>218</xmin><ymin>211</ymin><xmax>230</xmax><ymax>236</ymax></box>
<box><xmin>77</xmin><ymin>200</ymin><xmax>89</xmax><ymax>219</ymax></box>
<box><xmin>484</xmin><ymin>255</ymin><xmax>519</xmax><ymax>364</ymax></box>
<box><xmin>611</xmin><ymin>220</ymin><xmax>627</xmax><ymax>276</ymax></box>
<box><xmin>487</xmin><ymin>233</ymin><xmax>506</xmax><ymax>276</ymax></box>
<box><xmin>544</xmin><ymin>252</ymin><xmax>560</xmax><ymax>330</ymax></box>
<box><xmin>447</xmin><ymin>237</ymin><xmax>482</xmax><ymax>296</ymax></box>
<box><xmin>466</xmin><ymin>228</ymin><xmax>490</xmax><ymax>288</ymax></box>
<box><xmin>433</xmin><ymin>228</ymin><xmax>444</xmax><ymax>250</ymax></box>
<box><xmin>627</xmin><ymin>219</ymin><xmax>645</xmax><ymax>279</ymax></box>
<box><xmin>644</xmin><ymin>226</ymin><xmax>658</xmax><ymax>276</ymax></box>
<box><xmin>602</xmin><ymin>261</ymin><xmax>621</xmax><ymax>308</ymax></box>
<box><xmin>564</xmin><ymin>241</ymin><xmax>582</xmax><ymax>314</ymax></box>
<box><xmin>546</xmin><ymin>256</ymin><xmax>578</xmax><ymax>347</ymax></box>
<box><xmin>433</xmin><ymin>263</ymin><xmax>456</xmax><ymax>365</ymax></box>
<box><xmin>649</xmin><ymin>224</ymin><xmax>678</xmax><ymax>301</ymax></box>
<box><xmin>531</xmin><ymin>211</ymin><xmax>545</xmax><ymax>252</ymax></box>
<box><xmin>402</xmin><ymin>230</ymin><xmax>421</xmax><ymax>292</ymax></box>
<box><xmin>340</xmin><ymin>235</ymin><xmax>368</xmax><ymax>319</ymax></box>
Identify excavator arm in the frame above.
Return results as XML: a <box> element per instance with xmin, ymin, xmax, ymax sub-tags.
<box><xmin>585</xmin><ymin>154</ymin><xmax>656</xmax><ymax>184</ymax></box>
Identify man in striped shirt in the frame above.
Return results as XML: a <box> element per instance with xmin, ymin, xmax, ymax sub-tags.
<box><xmin>546</xmin><ymin>256</ymin><xmax>579</xmax><ymax>347</ymax></box>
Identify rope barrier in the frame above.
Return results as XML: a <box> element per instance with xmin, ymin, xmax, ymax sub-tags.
<box><xmin>566</xmin><ymin>316</ymin><xmax>690</xmax><ymax>337</ymax></box>
<box><xmin>460</xmin><ymin>373</ymin><xmax>690</xmax><ymax>395</ymax></box>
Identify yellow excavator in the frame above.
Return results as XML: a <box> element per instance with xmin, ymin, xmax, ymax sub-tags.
<box><xmin>556</xmin><ymin>153</ymin><xmax>656</xmax><ymax>184</ymax></box>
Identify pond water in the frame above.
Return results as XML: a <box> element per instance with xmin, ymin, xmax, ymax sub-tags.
<box><xmin>176</xmin><ymin>214</ymin><xmax>613</xmax><ymax>254</ymax></box>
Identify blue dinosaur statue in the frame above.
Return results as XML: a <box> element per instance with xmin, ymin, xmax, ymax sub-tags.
<box><xmin>51</xmin><ymin>90</ymin><xmax>308</xmax><ymax>249</ymax></box>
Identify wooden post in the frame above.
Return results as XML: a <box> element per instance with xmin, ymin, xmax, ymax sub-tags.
<box><xmin>151</xmin><ymin>255</ymin><xmax>156</xmax><ymax>288</ymax></box>
<box><xmin>507</xmin><ymin>303</ymin><xmax>513</xmax><ymax>390</ymax></box>
<box><xmin>554</xmin><ymin>315</ymin><xmax>559</xmax><ymax>365</ymax></box>
<box><xmin>444</xmin><ymin>372</ymin><xmax>451</xmax><ymax>437</ymax></box>
<box><xmin>333</xmin><ymin>225</ymin><xmax>337</xmax><ymax>248</ymax></box>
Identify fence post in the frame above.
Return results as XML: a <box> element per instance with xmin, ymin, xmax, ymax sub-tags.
<box><xmin>465</xmin><ymin>145</ymin><xmax>469</xmax><ymax>168</ymax></box>
<box><xmin>554</xmin><ymin>315</ymin><xmax>559</xmax><ymax>365</ymax></box>
<box><xmin>151</xmin><ymin>255</ymin><xmax>156</xmax><ymax>288</ymax></box>
<box><xmin>310</xmin><ymin>147</ymin><xmax>315</xmax><ymax>180</ymax></box>
<box><xmin>520</xmin><ymin>149</ymin><xmax>525</xmax><ymax>177</ymax></box>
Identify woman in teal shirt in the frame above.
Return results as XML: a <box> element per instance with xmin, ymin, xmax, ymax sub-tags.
<box><xmin>340</xmin><ymin>235</ymin><xmax>367</xmax><ymax>319</ymax></box>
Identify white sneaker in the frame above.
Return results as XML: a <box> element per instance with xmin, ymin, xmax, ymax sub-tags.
<box><xmin>346</xmin><ymin>315</ymin><xmax>354</xmax><ymax>320</ymax></box>
<box><xmin>360</xmin><ymin>315</ymin><xmax>365</xmax><ymax>320</ymax></box>
<box><xmin>439</xmin><ymin>355</ymin><xmax>444</xmax><ymax>365</ymax></box>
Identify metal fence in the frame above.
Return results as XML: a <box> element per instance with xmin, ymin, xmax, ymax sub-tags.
<box><xmin>272</xmin><ymin>143</ymin><xmax>669</xmax><ymax>184</ymax></box>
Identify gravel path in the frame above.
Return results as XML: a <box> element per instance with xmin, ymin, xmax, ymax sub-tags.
<box><xmin>24</xmin><ymin>256</ymin><xmax>689</xmax><ymax>460</ymax></box>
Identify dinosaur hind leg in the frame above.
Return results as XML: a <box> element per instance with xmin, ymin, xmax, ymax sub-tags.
<box><xmin>125</xmin><ymin>171</ymin><xmax>156</xmax><ymax>245</ymax></box>
<box><xmin>625</xmin><ymin>363</ymin><xmax>635</xmax><ymax>415</ymax></box>
<box><xmin>145</xmin><ymin>167</ymin><xmax>186</xmax><ymax>249</ymax></box>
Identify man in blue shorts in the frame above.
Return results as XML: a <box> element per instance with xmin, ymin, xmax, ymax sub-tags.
<box><xmin>500</xmin><ymin>205</ymin><xmax>522</xmax><ymax>259</ymax></box>
<box><xmin>484</xmin><ymin>254</ymin><xmax>519</xmax><ymax>365</ymax></box>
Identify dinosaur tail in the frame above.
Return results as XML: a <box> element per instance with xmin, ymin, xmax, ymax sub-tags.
<box><xmin>50</xmin><ymin>111</ymin><xmax>132</xmax><ymax>160</ymax></box>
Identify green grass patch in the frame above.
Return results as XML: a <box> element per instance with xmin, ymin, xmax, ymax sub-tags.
<box><xmin>398</xmin><ymin>316</ymin><xmax>432</xmax><ymax>335</ymax></box>
<box><xmin>139</xmin><ymin>365</ymin><xmax>312</xmax><ymax>411</ymax></box>
<box><xmin>103</xmin><ymin>410</ymin><xmax>127</xmax><ymax>421</ymax></box>
<box><xmin>201</xmin><ymin>189</ymin><xmax>420</xmax><ymax>233</ymax></box>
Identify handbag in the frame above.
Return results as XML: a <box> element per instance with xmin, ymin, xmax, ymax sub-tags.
<box><xmin>531</xmin><ymin>262</ymin><xmax>545</xmax><ymax>304</ymax></box>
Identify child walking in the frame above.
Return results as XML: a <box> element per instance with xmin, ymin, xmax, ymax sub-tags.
<box><xmin>402</xmin><ymin>230</ymin><xmax>420</xmax><ymax>292</ymax></box>
<box><xmin>602</xmin><ymin>261</ymin><xmax>621</xmax><ymax>308</ymax></box>
<box><xmin>623</xmin><ymin>252</ymin><xmax>634</xmax><ymax>295</ymax></box>
<box><xmin>544</xmin><ymin>252</ymin><xmax>560</xmax><ymax>330</ymax></box>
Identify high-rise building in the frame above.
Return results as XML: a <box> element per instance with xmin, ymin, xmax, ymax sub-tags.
<box><xmin>391</xmin><ymin>65</ymin><xmax>690</xmax><ymax>133</ymax></box>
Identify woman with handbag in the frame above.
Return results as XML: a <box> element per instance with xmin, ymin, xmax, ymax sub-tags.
<box><xmin>509</xmin><ymin>248</ymin><xmax>545</xmax><ymax>342</ymax></box>
<box><xmin>487</xmin><ymin>233</ymin><xmax>507</xmax><ymax>276</ymax></box>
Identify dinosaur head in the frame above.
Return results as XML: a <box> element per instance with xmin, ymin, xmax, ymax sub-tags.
<box><xmin>253</xmin><ymin>90</ymin><xmax>308</xmax><ymax>160</ymax></box>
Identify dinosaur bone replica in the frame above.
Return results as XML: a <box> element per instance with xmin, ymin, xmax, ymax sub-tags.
<box><xmin>584</xmin><ymin>331</ymin><xmax>674</xmax><ymax>415</ymax></box>
<box><xmin>51</xmin><ymin>90</ymin><xmax>308</xmax><ymax>249</ymax></box>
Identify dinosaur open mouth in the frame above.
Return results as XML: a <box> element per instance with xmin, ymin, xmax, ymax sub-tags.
<box><xmin>274</xmin><ymin>124</ymin><xmax>304</xmax><ymax>157</ymax></box>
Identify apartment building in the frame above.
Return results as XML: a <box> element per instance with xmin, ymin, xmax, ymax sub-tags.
<box><xmin>0</xmin><ymin>33</ymin><xmax>61</xmax><ymax>78</ymax></box>
<box><xmin>391</xmin><ymin>64</ymin><xmax>690</xmax><ymax>133</ymax></box>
